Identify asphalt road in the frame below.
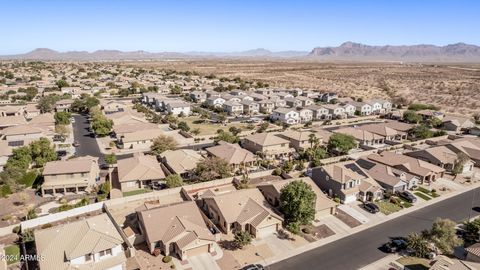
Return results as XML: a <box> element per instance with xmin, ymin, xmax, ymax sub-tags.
<box><xmin>270</xmin><ymin>187</ymin><xmax>480</xmax><ymax>270</ymax></box>
<box><xmin>72</xmin><ymin>114</ymin><xmax>105</xmax><ymax>164</ymax></box>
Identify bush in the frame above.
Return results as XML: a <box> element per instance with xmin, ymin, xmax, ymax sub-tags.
<box><xmin>12</xmin><ymin>226</ymin><xmax>20</xmax><ymax>234</ymax></box>
<box><xmin>19</xmin><ymin>171</ymin><xmax>37</xmax><ymax>187</ymax></box>
<box><xmin>41</xmin><ymin>223</ymin><xmax>52</xmax><ymax>229</ymax></box>
<box><xmin>162</xmin><ymin>256</ymin><xmax>172</xmax><ymax>263</ymax></box>
<box><xmin>333</xmin><ymin>197</ymin><xmax>341</xmax><ymax>203</ymax></box>
<box><xmin>273</xmin><ymin>168</ymin><xmax>283</xmax><ymax>176</ymax></box>
<box><xmin>286</xmin><ymin>221</ymin><xmax>301</xmax><ymax>234</ymax></box>
<box><xmin>0</xmin><ymin>185</ymin><xmax>12</xmax><ymax>198</ymax></box>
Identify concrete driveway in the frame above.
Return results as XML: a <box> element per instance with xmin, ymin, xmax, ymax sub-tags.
<box><xmin>188</xmin><ymin>253</ymin><xmax>221</xmax><ymax>270</ymax></box>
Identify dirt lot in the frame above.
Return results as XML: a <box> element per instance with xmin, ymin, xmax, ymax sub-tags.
<box><xmin>336</xmin><ymin>209</ymin><xmax>362</xmax><ymax>228</ymax></box>
<box><xmin>126</xmin><ymin>60</ymin><xmax>480</xmax><ymax>115</ymax></box>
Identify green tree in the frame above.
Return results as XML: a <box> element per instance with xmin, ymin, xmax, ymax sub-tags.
<box><xmin>104</xmin><ymin>153</ymin><xmax>117</xmax><ymax>165</ymax></box>
<box><xmin>150</xmin><ymin>135</ymin><xmax>177</xmax><ymax>156</ymax></box>
<box><xmin>428</xmin><ymin>218</ymin><xmax>463</xmax><ymax>255</ymax></box>
<box><xmin>234</xmin><ymin>231</ymin><xmax>252</xmax><ymax>249</ymax></box>
<box><xmin>412</xmin><ymin>124</ymin><xmax>434</xmax><ymax>139</ymax></box>
<box><xmin>91</xmin><ymin>114</ymin><xmax>113</xmax><ymax>137</ymax></box>
<box><xmin>215</xmin><ymin>131</ymin><xmax>239</xmax><ymax>144</ymax></box>
<box><xmin>177</xmin><ymin>121</ymin><xmax>190</xmax><ymax>132</ymax></box>
<box><xmin>30</xmin><ymin>138</ymin><xmax>56</xmax><ymax>167</ymax></box>
<box><xmin>406</xmin><ymin>232</ymin><xmax>431</xmax><ymax>258</ymax></box>
<box><xmin>229</xmin><ymin>126</ymin><xmax>242</xmax><ymax>136</ymax></box>
<box><xmin>38</xmin><ymin>95</ymin><xmax>60</xmax><ymax>112</ymax></box>
<box><xmin>165</xmin><ymin>174</ymin><xmax>183</xmax><ymax>188</ymax></box>
<box><xmin>403</xmin><ymin>110</ymin><xmax>422</xmax><ymax>124</ymax></box>
<box><xmin>26</xmin><ymin>208</ymin><xmax>37</xmax><ymax>220</ymax></box>
<box><xmin>54</xmin><ymin>111</ymin><xmax>71</xmax><ymax>125</ymax></box>
<box><xmin>55</xmin><ymin>79</ymin><xmax>69</xmax><ymax>89</ymax></box>
<box><xmin>452</xmin><ymin>152</ymin><xmax>469</xmax><ymax>176</ymax></box>
<box><xmin>280</xmin><ymin>180</ymin><xmax>316</xmax><ymax>225</ymax></box>
<box><xmin>328</xmin><ymin>133</ymin><xmax>357</xmax><ymax>154</ymax></box>
<box><xmin>194</xmin><ymin>157</ymin><xmax>232</xmax><ymax>181</ymax></box>
<box><xmin>463</xmin><ymin>218</ymin><xmax>480</xmax><ymax>244</ymax></box>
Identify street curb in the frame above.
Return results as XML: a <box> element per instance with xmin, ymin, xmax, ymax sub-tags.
<box><xmin>262</xmin><ymin>180</ymin><xmax>480</xmax><ymax>266</ymax></box>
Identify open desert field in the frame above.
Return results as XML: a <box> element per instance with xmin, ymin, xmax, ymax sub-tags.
<box><xmin>128</xmin><ymin>60</ymin><xmax>480</xmax><ymax>115</ymax></box>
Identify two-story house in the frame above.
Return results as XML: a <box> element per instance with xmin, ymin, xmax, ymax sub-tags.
<box><xmin>223</xmin><ymin>101</ymin><xmax>244</xmax><ymax>116</ymax></box>
<box><xmin>41</xmin><ymin>156</ymin><xmax>100</xmax><ymax>196</ymax></box>
<box><xmin>240</xmin><ymin>100</ymin><xmax>260</xmax><ymax>115</ymax></box>
<box><xmin>242</xmin><ymin>133</ymin><xmax>294</xmax><ymax>160</ymax></box>
<box><xmin>312</xmin><ymin>161</ymin><xmax>383</xmax><ymax>203</ymax></box>
<box><xmin>270</xmin><ymin>108</ymin><xmax>301</xmax><ymax>125</ymax></box>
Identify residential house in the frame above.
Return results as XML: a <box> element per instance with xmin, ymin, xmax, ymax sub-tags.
<box><xmin>112</xmin><ymin>122</ymin><xmax>160</xmax><ymax>139</ymax></box>
<box><xmin>240</xmin><ymin>100</ymin><xmax>259</xmax><ymax>115</ymax></box>
<box><xmin>54</xmin><ymin>99</ymin><xmax>74</xmax><ymax>112</ymax></box>
<box><xmin>367</xmin><ymin>100</ymin><xmax>384</xmax><ymax>114</ymax></box>
<box><xmin>306</xmin><ymin>105</ymin><xmax>331</xmax><ymax>120</ymax></box>
<box><xmin>24</xmin><ymin>103</ymin><xmax>40</xmax><ymax>119</ymax></box>
<box><xmin>312</xmin><ymin>161</ymin><xmax>383</xmax><ymax>204</ymax></box>
<box><xmin>366</xmin><ymin>151</ymin><xmax>445</xmax><ymax>184</ymax></box>
<box><xmin>137</xmin><ymin>201</ymin><xmax>216</xmax><ymax>260</ymax></box>
<box><xmin>442</xmin><ymin>115</ymin><xmax>476</xmax><ymax>133</ymax></box>
<box><xmin>205</xmin><ymin>141</ymin><xmax>256</xmax><ymax>172</ymax></box>
<box><xmin>276</xmin><ymin>92</ymin><xmax>294</xmax><ymax>100</ymax></box>
<box><xmin>164</xmin><ymin>100</ymin><xmax>191</xmax><ymax>116</ymax></box>
<box><xmin>272</xmin><ymin>98</ymin><xmax>287</xmax><ymax>108</ymax></box>
<box><xmin>0</xmin><ymin>105</ymin><xmax>24</xmax><ymax>117</ymax></box>
<box><xmin>223</xmin><ymin>101</ymin><xmax>244</xmax><ymax>116</ymax></box>
<box><xmin>270</xmin><ymin>108</ymin><xmax>300</xmax><ymax>125</ymax></box>
<box><xmin>358</xmin><ymin>123</ymin><xmax>407</xmax><ymax>142</ymax></box>
<box><xmin>296</xmin><ymin>96</ymin><xmax>314</xmax><ymax>107</ymax></box>
<box><xmin>417</xmin><ymin>109</ymin><xmax>445</xmax><ymax>121</ymax></box>
<box><xmin>0</xmin><ymin>115</ymin><xmax>27</xmax><ymax>130</ymax></box>
<box><xmin>349</xmin><ymin>101</ymin><xmax>372</xmax><ymax>116</ymax></box>
<box><xmin>430</xmin><ymin>255</ymin><xmax>480</xmax><ymax>270</ymax></box>
<box><xmin>333</xmin><ymin>127</ymin><xmax>382</xmax><ymax>147</ymax></box>
<box><xmin>319</xmin><ymin>93</ymin><xmax>338</xmax><ymax>103</ymax></box>
<box><xmin>284</xmin><ymin>97</ymin><xmax>302</xmax><ymax>108</ymax></box>
<box><xmin>1</xmin><ymin>124</ymin><xmax>53</xmax><ymax>147</ymax></box>
<box><xmin>258</xmin><ymin>177</ymin><xmax>337</xmax><ymax>218</ymax></box>
<box><xmin>258</xmin><ymin>100</ymin><xmax>275</xmax><ymax>114</ymax></box>
<box><xmin>255</xmin><ymin>88</ymin><xmax>273</xmax><ymax>96</ymax></box>
<box><xmin>116</xmin><ymin>154</ymin><xmax>166</xmax><ymax>192</ymax></box>
<box><xmin>406</xmin><ymin>146</ymin><xmax>475</xmax><ymax>174</ymax></box>
<box><xmin>202</xmin><ymin>188</ymin><xmax>283</xmax><ymax>238</ymax></box>
<box><xmin>342</xmin><ymin>103</ymin><xmax>356</xmax><ymax>116</ymax></box>
<box><xmin>117</xmin><ymin>128</ymin><xmax>165</xmax><ymax>150</ymax></box>
<box><xmin>35</xmin><ymin>214</ymin><xmax>127</xmax><ymax>270</ymax></box>
<box><xmin>323</xmin><ymin>104</ymin><xmax>346</xmax><ymax>119</ymax></box>
<box><xmin>298</xmin><ymin>108</ymin><xmax>313</xmax><ymax>123</ymax></box>
<box><xmin>356</xmin><ymin>159</ymin><xmax>414</xmax><ymax>192</ymax></box>
<box><xmin>242</xmin><ymin>133</ymin><xmax>294</xmax><ymax>160</ymax></box>
<box><xmin>41</xmin><ymin>156</ymin><xmax>99</xmax><ymax>196</ymax></box>
<box><xmin>442</xmin><ymin>139</ymin><xmax>480</xmax><ymax>168</ymax></box>
<box><xmin>277</xmin><ymin>130</ymin><xmax>322</xmax><ymax>151</ymax></box>
<box><xmin>190</xmin><ymin>91</ymin><xmax>207</xmax><ymax>103</ymax></box>
<box><xmin>383</xmin><ymin>120</ymin><xmax>414</xmax><ymax>134</ymax></box>
<box><xmin>206</xmin><ymin>96</ymin><xmax>225</xmax><ymax>108</ymax></box>
<box><xmin>160</xmin><ymin>149</ymin><xmax>204</xmax><ymax>179</ymax></box>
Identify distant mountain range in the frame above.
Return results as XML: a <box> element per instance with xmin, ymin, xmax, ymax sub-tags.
<box><xmin>309</xmin><ymin>42</ymin><xmax>480</xmax><ymax>61</ymax></box>
<box><xmin>1</xmin><ymin>42</ymin><xmax>480</xmax><ymax>61</ymax></box>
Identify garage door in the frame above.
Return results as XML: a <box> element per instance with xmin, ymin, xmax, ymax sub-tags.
<box><xmin>185</xmin><ymin>244</ymin><xmax>209</xmax><ymax>258</ymax></box>
<box><xmin>257</xmin><ymin>224</ymin><xmax>277</xmax><ymax>238</ymax></box>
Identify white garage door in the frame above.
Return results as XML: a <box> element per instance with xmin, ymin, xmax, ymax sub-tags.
<box><xmin>257</xmin><ymin>224</ymin><xmax>277</xmax><ymax>238</ymax></box>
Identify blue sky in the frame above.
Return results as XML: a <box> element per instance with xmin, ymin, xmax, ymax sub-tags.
<box><xmin>1</xmin><ymin>0</ymin><xmax>479</xmax><ymax>54</ymax></box>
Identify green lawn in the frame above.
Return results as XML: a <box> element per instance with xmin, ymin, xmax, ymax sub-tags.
<box><xmin>123</xmin><ymin>189</ymin><xmax>152</xmax><ymax>197</ymax></box>
<box><xmin>397</xmin><ymin>257</ymin><xmax>430</xmax><ymax>270</ymax></box>
<box><xmin>414</xmin><ymin>192</ymin><xmax>432</xmax><ymax>201</ymax></box>
<box><xmin>181</xmin><ymin>116</ymin><xmax>250</xmax><ymax>136</ymax></box>
<box><xmin>376</xmin><ymin>201</ymin><xmax>402</xmax><ymax>215</ymax></box>
<box><xmin>5</xmin><ymin>245</ymin><xmax>20</xmax><ymax>265</ymax></box>
<box><xmin>416</xmin><ymin>186</ymin><xmax>440</xmax><ymax>197</ymax></box>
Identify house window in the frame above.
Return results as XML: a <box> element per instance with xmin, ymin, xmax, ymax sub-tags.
<box><xmin>85</xmin><ymin>254</ymin><xmax>92</xmax><ymax>261</ymax></box>
<box><xmin>99</xmin><ymin>249</ymin><xmax>112</xmax><ymax>257</ymax></box>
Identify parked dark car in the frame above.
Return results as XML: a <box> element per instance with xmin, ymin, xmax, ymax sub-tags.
<box><xmin>397</xmin><ymin>191</ymin><xmax>417</xmax><ymax>203</ymax></box>
<box><xmin>383</xmin><ymin>238</ymin><xmax>407</xmax><ymax>253</ymax></box>
<box><xmin>363</xmin><ymin>202</ymin><xmax>380</xmax><ymax>213</ymax></box>
<box><xmin>242</xmin><ymin>265</ymin><xmax>264</xmax><ymax>270</ymax></box>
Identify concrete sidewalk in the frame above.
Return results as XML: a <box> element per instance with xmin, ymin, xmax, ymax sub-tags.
<box><xmin>359</xmin><ymin>254</ymin><xmax>400</xmax><ymax>270</ymax></box>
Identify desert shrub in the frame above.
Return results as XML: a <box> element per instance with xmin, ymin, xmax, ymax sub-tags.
<box><xmin>162</xmin><ymin>256</ymin><xmax>172</xmax><ymax>263</ymax></box>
